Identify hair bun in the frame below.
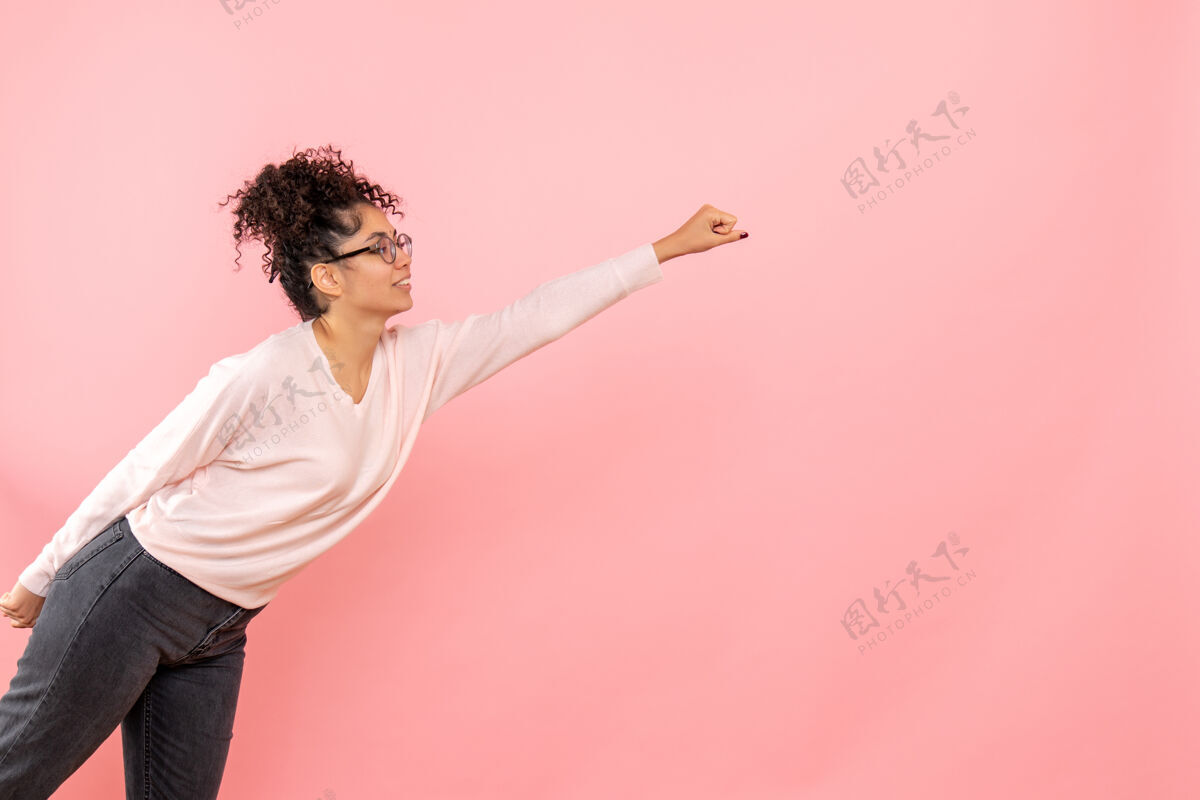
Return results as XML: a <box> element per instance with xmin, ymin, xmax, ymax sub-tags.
<box><xmin>217</xmin><ymin>144</ymin><xmax>405</xmax><ymax>321</ymax></box>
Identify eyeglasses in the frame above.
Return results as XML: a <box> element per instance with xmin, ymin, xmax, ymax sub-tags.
<box><xmin>307</xmin><ymin>232</ymin><xmax>413</xmax><ymax>289</ymax></box>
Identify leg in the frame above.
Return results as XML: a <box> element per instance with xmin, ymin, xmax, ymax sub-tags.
<box><xmin>0</xmin><ymin>516</ymin><xmax>266</xmax><ymax>799</ymax></box>
<box><xmin>0</xmin><ymin>523</ymin><xmax>160</xmax><ymax>799</ymax></box>
<box><xmin>121</xmin><ymin>637</ymin><xmax>249</xmax><ymax>800</ymax></box>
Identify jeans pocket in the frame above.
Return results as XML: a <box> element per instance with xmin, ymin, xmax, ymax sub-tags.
<box><xmin>52</xmin><ymin>518</ymin><xmax>125</xmax><ymax>581</ymax></box>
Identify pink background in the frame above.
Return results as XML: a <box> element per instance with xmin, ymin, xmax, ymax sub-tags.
<box><xmin>2</xmin><ymin>0</ymin><xmax>1197</xmax><ymax>797</ymax></box>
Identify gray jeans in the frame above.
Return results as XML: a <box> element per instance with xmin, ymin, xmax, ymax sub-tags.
<box><xmin>0</xmin><ymin>516</ymin><xmax>267</xmax><ymax>799</ymax></box>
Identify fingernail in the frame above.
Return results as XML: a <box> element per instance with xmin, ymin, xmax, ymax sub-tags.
<box><xmin>739</xmin><ymin>232</ymin><xmax>749</xmax><ymax>239</ymax></box>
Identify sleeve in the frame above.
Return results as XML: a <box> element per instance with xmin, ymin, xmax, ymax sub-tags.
<box><xmin>17</xmin><ymin>354</ymin><xmax>253</xmax><ymax>597</ymax></box>
<box><xmin>403</xmin><ymin>242</ymin><xmax>664</xmax><ymax>423</ymax></box>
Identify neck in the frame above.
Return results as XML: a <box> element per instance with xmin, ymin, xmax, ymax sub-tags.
<box><xmin>311</xmin><ymin>312</ymin><xmax>384</xmax><ymax>389</ymax></box>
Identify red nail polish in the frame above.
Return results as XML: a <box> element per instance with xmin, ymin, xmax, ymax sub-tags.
<box><xmin>739</xmin><ymin>231</ymin><xmax>749</xmax><ymax>239</ymax></box>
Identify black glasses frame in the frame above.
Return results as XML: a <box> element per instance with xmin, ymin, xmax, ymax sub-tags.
<box><xmin>307</xmin><ymin>232</ymin><xmax>412</xmax><ymax>290</ymax></box>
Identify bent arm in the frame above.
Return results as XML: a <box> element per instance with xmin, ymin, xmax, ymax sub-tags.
<box><xmin>18</xmin><ymin>357</ymin><xmax>251</xmax><ymax>596</ymax></box>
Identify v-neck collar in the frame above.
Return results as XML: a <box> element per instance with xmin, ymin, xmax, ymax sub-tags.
<box><xmin>305</xmin><ymin>319</ymin><xmax>380</xmax><ymax>410</ymax></box>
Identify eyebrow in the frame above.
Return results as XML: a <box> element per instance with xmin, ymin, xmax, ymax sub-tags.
<box><xmin>364</xmin><ymin>227</ymin><xmax>398</xmax><ymax>244</ymax></box>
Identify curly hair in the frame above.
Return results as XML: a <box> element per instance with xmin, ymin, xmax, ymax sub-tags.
<box><xmin>218</xmin><ymin>144</ymin><xmax>406</xmax><ymax>321</ymax></box>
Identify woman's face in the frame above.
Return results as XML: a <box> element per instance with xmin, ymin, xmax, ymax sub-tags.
<box><xmin>311</xmin><ymin>201</ymin><xmax>413</xmax><ymax>317</ymax></box>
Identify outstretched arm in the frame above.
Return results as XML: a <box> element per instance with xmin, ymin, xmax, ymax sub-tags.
<box><xmin>407</xmin><ymin>241</ymin><xmax>661</xmax><ymax>422</ymax></box>
<box><xmin>404</xmin><ymin>204</ymin><xmax>748</xmax><ymax>422</ymax></box>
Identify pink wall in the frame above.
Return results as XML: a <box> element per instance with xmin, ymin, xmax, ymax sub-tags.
<box><xmin>2</xmin><ymin>0</ymin><xmax>1197</xmax><ymax>797</ymax></box>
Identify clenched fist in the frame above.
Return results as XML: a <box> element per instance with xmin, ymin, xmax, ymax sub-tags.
<box><xmin>1</xmin><ymin>581</ymin><xmax>45</xmax><ymax>629</ymax></box>
<box><xmin>652</xmin><ymin>204</ymin><xmax>749</xmax><ymax>263</ymax></box>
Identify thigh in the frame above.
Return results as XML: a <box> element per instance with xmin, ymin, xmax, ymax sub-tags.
<box><xmin>0</xmin><ymin>520</ymin><xmax>160</xmax><ymax>798</ymax></box>
<box><xmin>121</xmin><ymin>644</ymin><xmax>246</xmax><ymax>800</ymax></box>
<box><xmin>0</xmin><ymin>517</ymin><xmax>265</xmax><ymax>799</ymax></box>
<box><xmin>121</xmin><ymin>603</ymin><xmax>266</xmax><ymax>799</ymax></box>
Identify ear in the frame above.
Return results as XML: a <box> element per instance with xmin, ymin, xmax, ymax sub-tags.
<box><xmin>310</xmin><ymin>262</ymin><xmax>337</xmax><ymax>293</ymax></box>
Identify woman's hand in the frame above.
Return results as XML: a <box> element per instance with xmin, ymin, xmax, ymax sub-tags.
<box><xmin>1</xmin><ymin>581</ymin><xmax>45</xmax><ymax>629</ymax></box>
<box><xmin>653</xmin><ymin>204</ymin><xmax>748</xmax><ymax>263</ymax></box>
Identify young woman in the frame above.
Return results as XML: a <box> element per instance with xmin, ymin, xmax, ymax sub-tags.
<box><xmin>0</xmin><ymin>143</ymin><xmax>748</xmax><ymax>798</ymax></box>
